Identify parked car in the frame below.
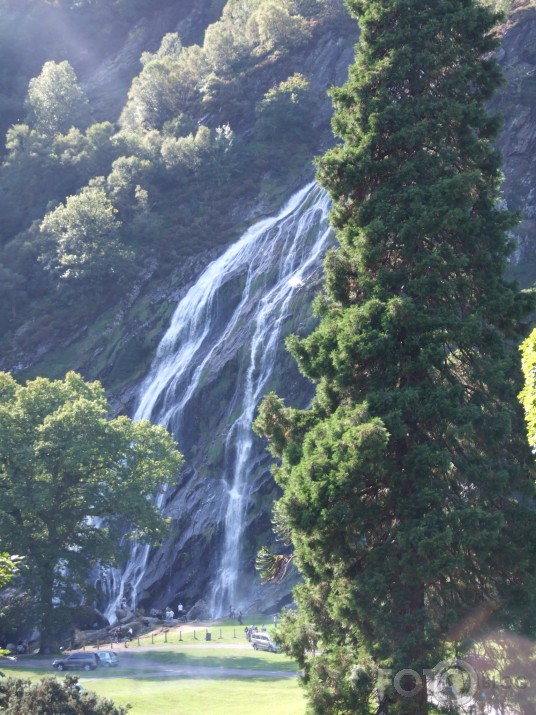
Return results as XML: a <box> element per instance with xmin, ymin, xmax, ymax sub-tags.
<box><xmin>251</xmin><ymin>632</ymin><xmax>278</xmax><ymax>653</ymax></box>
<box><xmin>96</xmin><ymin>650</ymin><xmax>119</xmax><ymax>667</ymax></box>
<box><xmin>52</xmin><ymin>652</ymin><xmax>99</xmax><ymax>671</ymax></box>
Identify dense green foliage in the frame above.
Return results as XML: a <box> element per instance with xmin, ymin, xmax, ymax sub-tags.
<box><xmin>0</xmin><ymin>0</ymin><xmax>352</xmax><ymax>376</ymax></box>
<box><xmin>26</xmin><ymin>60</ymin><xmax>91</xmax><ymax>137</ymax></box>
<box><xmin>0</xmin><ymin>553</ymin><xmax>19</xmax><ymax>590</ymax></box>
<box><xmin>39</xmin><ymin>185</ymin><xmax>132</xmax><ymax>285</ymax></box>
<box><xmin>520</xmin><ymin>327</ymin><xmax>536</xmax><ymax>451</ymax></box>
<box><xmin>255</xmin><ymin>0</ymin><xmax>536</xmax><ymax>713</ymax></box>
<box><xmin>0</xmin><ymin>674</ymin><xmax>129</xmax><ymax>714</ymax></box>
<box><xmin>0</xmin><ymin>371</ymin><xmax>182</xmax><ymax>651</ymax></box>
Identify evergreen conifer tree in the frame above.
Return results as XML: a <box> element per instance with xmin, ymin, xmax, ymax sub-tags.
<box><xmin>255</xmin><ymin>1</ymin><xmax>536</xmax><ymax>712</ymax></box>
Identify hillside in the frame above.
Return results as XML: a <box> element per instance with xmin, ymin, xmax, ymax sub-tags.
<box><xmin>0</xmin><ymin>0</ymin><xmax>535</xmax><ymax>617</ymax></box>
<box><xmin>0</xmin><ymin>0</ymin><xmax>355</xmax><ymax>385</ymax></box>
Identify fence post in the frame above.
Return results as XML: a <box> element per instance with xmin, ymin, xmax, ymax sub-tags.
<box><xmin>164</xmin><ymin>630</ymin><xmax>168</xmax><ymax>643</ymax></box>
<box><xmin>219</xmin><ymin>628</ymin><xmax>223</xmax><ymax>640</ymax></box>
<box><xmin>151</xmin><ymin>633</ymin><xmax>154</xmax><ymax>645</ymax></box>
<box><xmin>194</xmin><ymin>629</ymin><xmax>198</xmax><ymax>640</ymax></box>
<box><xmin>137</xmin><ymin>636</ymin><xmax>140</xmax><ymax>646</ymax></box>
<box><xmin>179</xmin><ymin>631</ymin><xmax>183</xmax><ymax>642</ymax></box>
<box><xmin>233</xmin><ymin>628</ymin><xmax>237</xmax><ymax>639</ymax></box>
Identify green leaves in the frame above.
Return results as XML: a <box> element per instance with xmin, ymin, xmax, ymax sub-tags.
<box><xmin>255</xmin><ymin>73</ymin><xmax>314</xmax><ymax>144</ymax></box>
<box><xmin>0</xmin><ymin>552</ymin><xmax>22</xmax><ymax>589</ymax></box>
<box><xmin>0</xmin><ymin>371</ymin><xmax>182</xmax><ymax>647</ymax></box>
<box><xmin>519</xmin><ymin>327</ymin><xmax>536</xmax><ymax>453</ymax></box>
<box><xmin>25</xmin><ymin>61</ymin><xmax>90</xmax><ymax>137</ymax></box>
<box><xmin>0</xmin><ymin>674</ymin><xmax>131</xmax><ymax>714</ymax></box>
<box><xmin>39</xmin><ymin>185</ymin><xmax>133</xmax><ymax>284</ymax></box>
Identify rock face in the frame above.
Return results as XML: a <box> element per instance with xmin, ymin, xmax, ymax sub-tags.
<box><xmin>493</xmin><ymin>1</ymin><xmax>536</xmax><ymax>285</ymax></box>
<box><xmin>104</xmin><ymin>183</ymin><xmax>332</xmax><ymax>620</ymax></box>
<box><xmin>0</xmin><ymin>0</ymin><xmax>358</xmax><ymax>622</ymax></box>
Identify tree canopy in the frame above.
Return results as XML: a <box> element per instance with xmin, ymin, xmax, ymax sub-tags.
<box><xmin>255</xmin><ymin>1</ymin><xmax>536</xmax><ymax>713</ymax></box>
<box><xmin>0</xmin><ymin>371</ymin><xmax>182</xmax><ymax>651</ymax></box>
<box><xmin>39</xmin><ymin>185</ymin><xmax>132</xmax><ymax>285</ymax></box>
<box><xmin>0</xmin><ymin>0</ymin><xmax>348</xmax><ymax>369</ymax></box>
<box><xmin>0</xmin><ymin>674</ymin><xmax>129</xmax><ymax>715</ymax></box>
<box><xmin>25</xmin><ymin>61</ymin><xmax>91</xmax><ymax>137</ymax></box>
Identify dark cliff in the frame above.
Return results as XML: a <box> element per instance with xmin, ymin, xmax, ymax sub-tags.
<box><xmin>495</xmin><ymin>1</ymin><xmax>536</xmax><ymax>286</ymax></box>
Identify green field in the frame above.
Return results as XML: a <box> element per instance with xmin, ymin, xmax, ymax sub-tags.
<box><xmin>0</xmin><ymin>628</ymin><xmax>307</xmax><ymax>715</ymax></box>
<box><xmin>88</xmin><ymin>675</ymin><xmax>305</xmax><ymax>714</ymax></box>
<box><xmin>0</xmin><ymin>668</ymin><xmax>306</xmax><ymax>715</ymax></box>
<box><xmin>125</xmin><ymin>647</ymin><xmax>298</xmax><ymax>672</ymax></box>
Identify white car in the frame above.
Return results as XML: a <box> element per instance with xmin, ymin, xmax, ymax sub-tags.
<box><xmin>96</xmin><ymin>650</ymin><xmax>119</xmax><ymax>667</ymax></box>
<box><xmin>251</xmin><ymin>632</ymin><xmax>278</xmax><ymax>653</ymax></box>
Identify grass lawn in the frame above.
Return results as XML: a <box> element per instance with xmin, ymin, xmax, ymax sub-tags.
<box><xmin>129</xmin><ymin>646</ymin><xmax>298</xmax><ymax>672</ymax></box>
<box><xmin>87</xmin><ymin>675</ymin><xmax>306</xmax><ymax>714</ymax></box>
<box><xmin>0</xmin><ymin>669</ymin><xmax>305</xmax><ymax>714</ymax></box>
<box><xmin>0</xmin><ymin>628</ymin><xmax>307</xmax><ymax>715</ymax></box>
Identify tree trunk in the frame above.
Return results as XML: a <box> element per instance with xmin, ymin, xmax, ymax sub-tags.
<box><xmin>37</xmin><ymin>568</ymin><xmax>57</xmax><ymax>654</ymax></box>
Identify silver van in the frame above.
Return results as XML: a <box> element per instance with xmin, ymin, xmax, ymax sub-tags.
<box><xmin>251</xmin><ymin>632</ymin><xmax>278</xmax><ymax>653</ymax></box>
<box><xmin>97</xmin><ymin>650</ymin><xmax>119</xmax><ymax>667</ymax></box>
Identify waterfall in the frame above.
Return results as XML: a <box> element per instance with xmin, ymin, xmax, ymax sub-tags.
<box><xmin>104</xmin><ymin>182</ymin><xmax>331</xmax><ymax>622</ymax></box>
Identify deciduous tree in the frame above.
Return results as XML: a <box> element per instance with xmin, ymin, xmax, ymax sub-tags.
<box><xmin>248</xmin><ymin>0</ymin><xmax>309</xmax><ymax>51</ymax></box>
<box><xmin>0</xmin><ymin>371</ymin><xmax>182</xmax><ymax>652</ymax></box>
<box><xmin>25</xmin><ymin>60</ymin><xmax>90</xmax><ymax>137</ymax></box>
<box><xmin>255</xmin><ymin>73</ymin><xmax>313</xmax><ymax>145</ymax></box>
<box><xmin>520</xmin><ymin>326</ymin><xmax>536</xmax><ymax>451</ymax></box>
<box><xmin>120</xmin><ymin>37</ymin><xmax>208</xmax><ymax>132</ymax></box>
<box><xmin>0</xmin><ymin>674</ymin><xmax>129</xmax><ymax>714</ymax></box>
<box><xmin>39</xmin><ymin>185</ymin><xmax>132</xmax><ymax>285</ymax></box>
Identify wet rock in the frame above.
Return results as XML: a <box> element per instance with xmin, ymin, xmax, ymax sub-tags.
<box><xmin>186</xmin><ymin>599</ymin><xmax>212</xmax><ymax>621</ymax></box>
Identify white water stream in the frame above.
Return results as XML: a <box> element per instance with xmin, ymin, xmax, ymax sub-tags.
<box><xmin>104</xmin><ymin>182</ymin><xmax>331</xmax><ymax>622</ymax></box>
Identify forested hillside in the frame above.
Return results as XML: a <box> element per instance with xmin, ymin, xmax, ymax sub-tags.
<box><xmin>0</xmin><ymin>0</ymin><xmax>360</xmax><ymax>622</ymax></box>
<box><xmin>0</xmin><ymin>0</ymin><xmax>354</xmax><ymax>391</ymax></box>
<box><xmin>0</xmin><ymin>1</ymin><xmax>534</xmax><ymax>395</ymax></box>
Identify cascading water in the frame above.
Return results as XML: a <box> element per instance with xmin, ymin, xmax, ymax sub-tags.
<box><xmin>104</xmin><ymin>182</ymin><xmax>331</xmax><ymax>622</ymax></box>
